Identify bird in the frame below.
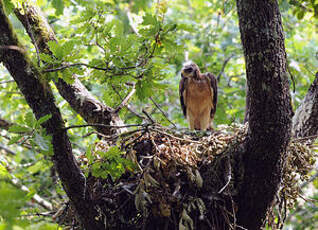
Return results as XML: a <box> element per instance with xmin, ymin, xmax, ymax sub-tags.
<box><xmin>179</xmin><ymin>62</ymin><xmax>217</xmax><ymax>131</ymax></box>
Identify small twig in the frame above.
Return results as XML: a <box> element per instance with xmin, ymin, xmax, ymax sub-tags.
<box><xmin>0</xmin><ymin>45</ymin><xmax>26</xmax><ymax>53</ymax></box>
<box><xmin>150</xmin><ymin>97</ymin><xmax>177</xmax><ymax>128</ymax></box>
<box><xmin>114</xmin><ymin>85</ymin><xmax>136</xmax><ymax>113</ymax></box>
<box><xmin>300</xmin><ymin>170</ymin><xmax>318</xmax><ymax>188</ymax></box>
<box><xmin>111</xmin><ymin>85</ymin><xmax>146</xmax><ymax>119</ymax></box>
<box><xmin>217</xmin><ymin>55</ymin><xmax>235</xmax><ymax>81</ymax></box>
<box><xmin>10</xmin><ymin>177</ymin><xmax>53</xmax><ymax>210</ymax></box>
<box><xmin>292</xmin><ymin>134</ymin><xmax>318</xmax><ymax>142</ymax></box>
<box><xmin>63</xmin><ymin>123</ymin><xmax>144</xmax><ymax>131</ymax></box>
<box><xmin>43</xmin><ymin>63</ymin><xmax>111</xmax><ymax>72</ymax></box>
<box><xmin>20</xmin><ymin>212</ymin><xmax>54</xmax><ymax>217</ymax></box>
<box><xmin>142</xmin><ymin>109</ymin><xmax>156</xmax><ymax>124</ymax></box>
<box><xmin>218</xmin><ymin>157</ymin><xmax>232</xmax><ymax>194</ymax></box>
<box><xmin>0</xmin><ymin>144</ymin><xmax>16</xmax><ymax>155</ymax></box>
<box><xmin>0</xmin><ymin>80</ymin><xmax>15</xmax><ymax>84</ymax></box>
<box><xmin>149</xmin><ymin>127</ymin><xmax>202</xmax><ymax>144</ymax></box>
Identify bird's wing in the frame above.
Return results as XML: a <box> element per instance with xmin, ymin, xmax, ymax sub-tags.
<box><xmin>179</xmin><ymin>76</ymin><xmax>187</xmax><ymax>117</ymax></box>
<box><xmin>206</xmin><ymin>72</ymin><xmax>218</xmax><ymax>119</ymax></box>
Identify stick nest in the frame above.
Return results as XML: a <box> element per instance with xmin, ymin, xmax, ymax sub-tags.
<box><xmin>56</xmin><ymin>124</ymin><xmax>316</xmax><ymax>230</ymax></box>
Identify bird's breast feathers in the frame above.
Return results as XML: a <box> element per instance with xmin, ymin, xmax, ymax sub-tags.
<box><xmin>185</xmin><ymin>78</ymin><xmax>214</xmax><ymax>112</ymax></box>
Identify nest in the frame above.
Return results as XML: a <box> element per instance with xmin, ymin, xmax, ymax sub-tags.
<box><xmin>55</xmin><ymin>124</ymin><xmax>316</xmax><ymax>230</ymax></box>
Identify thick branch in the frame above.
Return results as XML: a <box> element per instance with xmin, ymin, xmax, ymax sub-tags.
<box><xmin>15</xmin><ymin>4</ymin><xmax>124</xmax><ymax>135</ymax></box>
<box><xmin>292</xmin><ymin>72</ymin><xmax>318</xmax><ymax>138</ymax></box>
<box><xmin>0</xmin><ymin>2</ymin><xmax>104</xmax><ymax>229</ymax></box>
<box><xmin>235</xmin><ymin>0</ymin><xmax>293</xmax><ymax>229</ymax></box>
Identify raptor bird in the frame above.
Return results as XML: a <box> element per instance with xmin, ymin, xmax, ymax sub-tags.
<box><xmin>179</xmin><ymin>62</ymin><xmax>217</xmax><ymax>130</ymax></box>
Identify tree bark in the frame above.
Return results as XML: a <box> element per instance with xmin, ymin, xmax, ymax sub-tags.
<box><xmin>235</xmin><ymin>0</ymin><xmax>293</xmax><ymax>229</ymax></box>
<box><xmin>15</xmin><ymin>4</ymin><xmax>125</xmax><ymax>135</ymax></box>
<box><xmin>292</xmin><ymin>72</ymin><xmax>318</xmax><ymax>138</ymax></box>
<box><xmin>0</xmin><ymin>2</ymin><xmax>104</xmax><ymax>229</ymax></box>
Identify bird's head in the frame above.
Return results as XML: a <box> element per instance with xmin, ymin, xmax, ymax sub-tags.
<box><xmin>181</xmin><ymin>62</ymin><xmax>201</xmax><ymax>80</ymax></box>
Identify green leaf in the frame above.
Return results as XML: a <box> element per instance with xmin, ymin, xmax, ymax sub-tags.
<box><xmin>24</xmin><ymin>112</ymin><xmax>35</xmax><ymax>127</ymax></box>
<box><xmin>28</xmin><ymin>161</ymin><xmax>45</xmax><ymax>174</ymax></box>
<box><xmin>296</xmin><ymin>10</ymin><xmax>305</xmax><ymax>20</ymax></box>
<box><xmin>34</xmin><ymin>132</ymin><xmax>51</xmax><ymax>153</ymax></box>
<box><xmin>8</xmin><ymin>135</ymin><xmax>22</xmax><ymax>145</ymax></box>
<box><xmin>0</xmin><ymin>164</ymin><xmax>9</xmax><ymax>178</ymax></box>
<box><xmin>3</xmin><ymin>0</ymin><xmax>15</xmax><ymax>15</ymax></box>
<box><xmin>8</xmin><ymin>124</ymin><xmax>32</xmax><ymax>133</ymax></box>
<box><xmin>36</xmin><ymin>114</ymin><xmax>52</xmax><ymax>127</ymax></box>
<box><xmin>136</xmin><ymin>80</ymin><xmax>152</xmax><ymax>101</ymax></box>
<box><xmin>0</xmin><ymin>182</ymin><xmax>27</xmax><ymax>222</ymax></box>
<box><xmin>39</xmin><ymin>53</ymin><xmax>54</xmax><ymax>63</ymax></box>
<box><xmin>61</xmin><ymin>40</ymin><xmax>76</xmax><ymax>56</ymax></box>
<box><xmin>47</xmin><ymin>41</ymin><xmax>64</xmax><ymax>60</ymax></box>
<box><xmin>52</xmin><ymin>0</ymin><xmax>65</xmax><ymax>16</ymax></box>
<box><xmin>142</xmin><ymin>13</ymin><xmax>157</xmax><ymax>26</ymax></box>
<box><xmin>86</xmin><ymin>144</ymin><xmax>94</xmax><ymax>163</ymax></box>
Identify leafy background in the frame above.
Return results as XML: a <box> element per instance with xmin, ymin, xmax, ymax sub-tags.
<box><xmin>0</xmin><ymin>0</ymin><xmax>317</xmax><ymax>229</ymax></box>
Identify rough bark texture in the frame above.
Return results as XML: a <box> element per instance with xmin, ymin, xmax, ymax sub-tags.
<box><xmin>292</xmin><ymin>72</ymin><xmax>318</xmax><ymax>138</ymax></box>
<box><xmin>0</xmin><ymin>2</ymin><xmax>104</xmax><ymax>229</ymax></box>
<box><xmin>235</xmin><ymin>0</ymin><xmax>293</xmax><ymax>229</ymax></box>
<box><xmin>15</xmin><ymin>4</ymin><xmax>124</xmax><ymax>135</ymax></box>
<box><xmin>244</xmin><ymin>83</ymin><xmax>250</xmax><ymax>123</ymax></box>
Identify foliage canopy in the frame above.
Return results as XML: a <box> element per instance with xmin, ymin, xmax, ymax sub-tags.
<box><xmin>0</xmin><ymin>0</ymin><xmax>317</xmax><ymax>229</ymax></box>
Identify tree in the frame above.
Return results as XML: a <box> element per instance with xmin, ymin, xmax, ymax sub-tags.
<box><xmin>0</xmin><ymin>0</ymin><xmax>317</xmax><ymax>229</ymax></box>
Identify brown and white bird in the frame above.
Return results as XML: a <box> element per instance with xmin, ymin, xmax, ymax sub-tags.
<box><xmin>179</xmin><ymin>62</ymin><xmax>217</xmax><ymax>130</ymax></box>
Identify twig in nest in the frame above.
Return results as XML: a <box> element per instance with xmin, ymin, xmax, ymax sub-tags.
<box><xmin>150</xmin><ymin>96</ymin><xmax>177</xmax><ymax>128</ymax></box>
<box><xmin>63</xmin><ymin>123</ymin><xmax>144</xmax><ymax>131</ymax></box>
<box><xmin>148</xmin><ymin>127</ymin><xmax>202</xmax><ymax>144</ymax></box>
<box><xmin>292</xmin><ymin>134</ymin><xmax>318</xmax><ymax>142</ymax></box>
<box><xmin>218</xmin><ymin>157</ymin><xmax>232</xmax><ymax>194</ymax></box>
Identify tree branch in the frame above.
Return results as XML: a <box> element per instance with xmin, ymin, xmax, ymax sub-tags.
<box><xmin>42</xmin><ymin>62</ymin><xmax>111</xmax><ymax>72</ymax></box>
<box><xmin>10</xmin><ymin>177</ymin><xmax>53</xmax><ymax>210</ymax></box>
<box><xmin>114</xmin><ymin>84</ymin><xmax>136</xmax><ymax>113</ymax></box>
<box><xmin>292</xmin><ymin>72</ymin><xmax>318</xmax><ymax>139</ymax></box>
<box><xmin>150</xmin><ymin>96</ymin><xmax>177</xmax><ymax>128</ymax></box>
<box><xmin>0</xmin><ymin>143</ymin><xmax>16</xmax><ymax>155</ymax></box>
<box><xmin>0</xmin><ymin>2</ymin><xmax>104</xmax><ymax>229</ymax></box>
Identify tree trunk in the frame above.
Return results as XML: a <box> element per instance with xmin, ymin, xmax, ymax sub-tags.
<box><xmin>0</xmin><ymin>2</ymin><xmax>105</xmax><ymax>229</ymax></box>
<box><xmin>235</xmin><ymin>0</ymin><xmax>293</xmax><ymax>229</ymax></box>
